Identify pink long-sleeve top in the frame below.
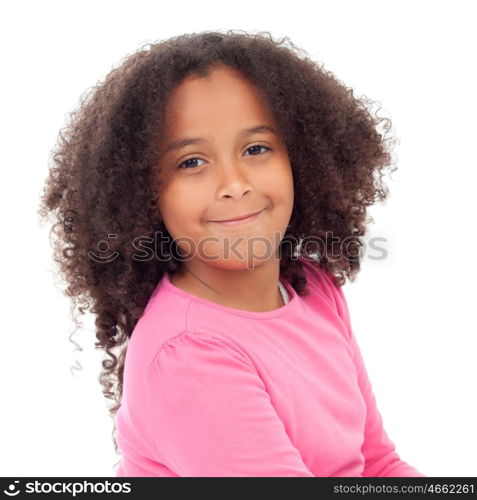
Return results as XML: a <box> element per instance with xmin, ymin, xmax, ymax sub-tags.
<box><xmin>114</xmin><ymin>256</ymin><xmax>425</xmax><ymax>477</ymax></box>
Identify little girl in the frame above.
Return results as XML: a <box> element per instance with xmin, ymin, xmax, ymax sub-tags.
<box><xmin>38</xmin><ymin>30</ymin><xmax>425</xmax><ymax>477</ymax></box>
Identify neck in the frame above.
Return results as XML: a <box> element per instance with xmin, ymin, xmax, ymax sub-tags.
<box><xmin>169</xmin><ymin>258</ymin><xmax>285</xmax><ymax>312</ymax></box>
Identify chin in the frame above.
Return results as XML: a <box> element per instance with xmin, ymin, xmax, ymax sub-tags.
<box><xmin>207</xmin><ymin>259</ymin><xmax>265</xmax><ymax>272</ymax></box>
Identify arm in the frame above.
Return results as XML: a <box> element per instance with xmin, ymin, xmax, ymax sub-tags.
<box><xmin>146</xmin><ymin>332</ymin><xmax>315</xmax><ymax>477</ymax></box>
<box><xmin>328</xmin><ymin>276</ymin><xmax>426</xmax><ymax>477</ymax></box>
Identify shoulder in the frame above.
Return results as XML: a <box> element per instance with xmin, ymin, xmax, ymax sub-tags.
<box><xmin>144</xmin><ymin>331</ymin><xmax>268</xmax><ymax>421</ymax></box>
<box><xmin>299</xmin><ymin>257</ymin><xmax>342</xmax><ymax>303</ymax></box>
<box><xmin>298</xmin><ymin>256</ymin><xmax>351</xmax><ymax>337</ymax></box>
<box><xmin>147</xmin><ymin>330</ymin><xmax>256</xmax><ymax>375</ymax></box>
<box><xmin>299</xmin><ymin>256</ymin><xmax>336</xmax><ymax>283</ymax></box>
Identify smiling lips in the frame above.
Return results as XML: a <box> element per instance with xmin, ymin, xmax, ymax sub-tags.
<box><xmin>209</xmin><ymin>208</ymin><xmax>264</xmax><ymax>226</ymax></box>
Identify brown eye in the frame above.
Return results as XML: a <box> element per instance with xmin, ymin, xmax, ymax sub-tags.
<box><xmin>177</xmin><ymin>157</ymin><xmax>206</xmax><ymax>170</ymax></box>
<box><xmin>245</xmin><ymin>144</ymin><xmax>271</xmax><ymax>156</ymax></box>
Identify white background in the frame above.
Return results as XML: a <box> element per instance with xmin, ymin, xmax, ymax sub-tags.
<box><xmin>1</xmin><ymin>0</ymin><xmax>475</xmax><ymax>477</ymax></box>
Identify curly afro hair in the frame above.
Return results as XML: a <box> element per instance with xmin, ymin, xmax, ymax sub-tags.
<box><xmin>37</xmin><ymin>29</ymin><xmax>397</xmax><ymax>458</ymax></box>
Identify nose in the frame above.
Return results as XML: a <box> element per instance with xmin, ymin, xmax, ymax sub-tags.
<box><xmin>216</xmin><ymin>159</ymin><xmax>254</xmax><ymax>200</ymax></box>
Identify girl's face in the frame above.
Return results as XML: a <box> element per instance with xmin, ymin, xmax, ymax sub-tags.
<box><xmin>156</xmin><ymin>64</ymin><xmax>294</xmax><ymax>271</ymax></box>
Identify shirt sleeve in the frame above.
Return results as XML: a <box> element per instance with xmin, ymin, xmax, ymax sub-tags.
<box><xmin>146</xmin><ymin>332</ymin><xmax>315</xmax><ymax>477</ymax></box>
<box><xmin>325</xmin><ymin>272</ymin><xmax>426</xmax><ymax>477</ymax></box>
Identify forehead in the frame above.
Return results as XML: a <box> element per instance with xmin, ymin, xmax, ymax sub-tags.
<box><xmin>162</xmin><ymin>66</ymin><xmax>276</xmax><ymax>134</ymax></box>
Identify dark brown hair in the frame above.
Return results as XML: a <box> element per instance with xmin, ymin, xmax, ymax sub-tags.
<box><xmin>37</xmin><ymin>30</ymin><xmax>397</xmax><ymax>457</ymax></box>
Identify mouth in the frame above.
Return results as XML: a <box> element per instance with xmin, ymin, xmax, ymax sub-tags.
<box><xmin>209</xmin><ymin>208</ymin><xmax>265</xmax><ymax>226</ymax></box>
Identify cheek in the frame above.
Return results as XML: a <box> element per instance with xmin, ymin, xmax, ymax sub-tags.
<box><xmin>268</xmin><ymin>168</ymin><xmax>294</xmax><ymax>208</ymax></box>
<box><xmin>158</xmin><ymin>186</ymin><xmax>211</xmax><ymax>248</ymax></box>
<box><xmin>160</xmin><ymin>181</ymin><xmax>200</xmax><ymax>218</ymax></box>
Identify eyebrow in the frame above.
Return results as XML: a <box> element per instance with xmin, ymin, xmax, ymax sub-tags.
<box><xmin>161</xmin><ymin>125</ymin><xmax>278</xmax><ymax>155</ymax></box>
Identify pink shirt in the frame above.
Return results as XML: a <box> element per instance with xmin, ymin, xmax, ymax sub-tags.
<box><xmin>114</xmin><ymin>257</ymin><xmax>425</xmax><ymax>477</ymax></box>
